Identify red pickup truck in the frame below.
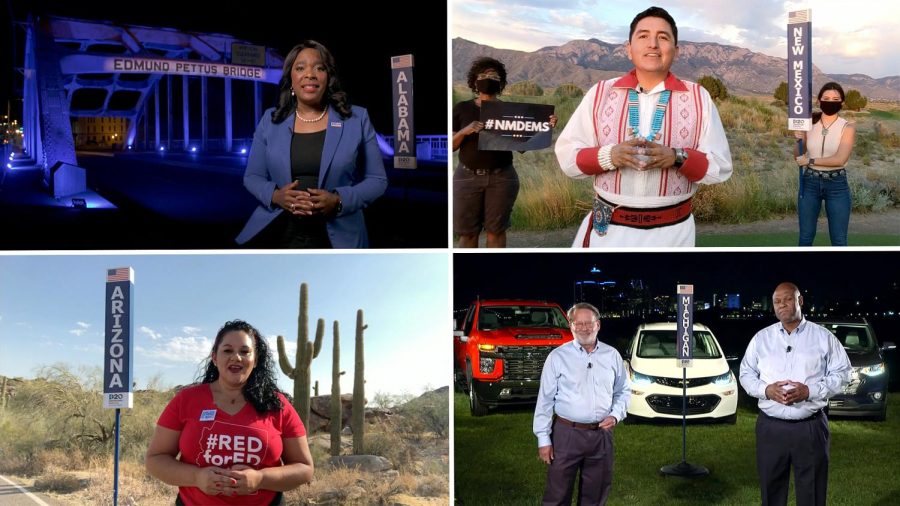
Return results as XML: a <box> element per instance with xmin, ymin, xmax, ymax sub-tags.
<box><xmin>453</xmin><ymin>299</ymin><xmax>573</xmax><ymax>416</ymax></box>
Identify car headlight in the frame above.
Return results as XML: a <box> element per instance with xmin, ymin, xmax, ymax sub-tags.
<box><xmin>479</xmin><ymin>357</ymin><xmax>495</xmax><ymax>374</ymax></box>
<box><xmin>713</xmin><ymin>371</ymin><xmax>735</xmax><ymax>386</ymax></box>
<box><xmin>858</xmin><ymin>363</ymin><xmax>885</xmax><ymax>376</ymax></box>
<box><xmin>631</xmin><ymin>371</ymin><xmax>655</xmax><ymax>385</ymax></box>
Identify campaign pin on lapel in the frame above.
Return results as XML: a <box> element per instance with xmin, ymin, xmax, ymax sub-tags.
<box><xmin>330</xmin><ymin>121</ymin><xmax>342</xmax><ymax>128</ymax></box>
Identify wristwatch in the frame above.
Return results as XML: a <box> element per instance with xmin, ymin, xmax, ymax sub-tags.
<box><xmin>673</xmin><ymin>148</ymin><xmax>688</xmax><ymax>168</ymax></box>
<box><xmin>332</xmin><ymin>190</ymin><xmax>343</xmax><ymax>215</ymax></box>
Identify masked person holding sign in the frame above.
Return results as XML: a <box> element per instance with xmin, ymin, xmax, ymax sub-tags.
<box><xmin>452</xmin><ymin>56</ymin><xmax>558</xmax><ymax>248</ymax></box>
<box><xmin>555</xmin><ymin>6</ymin><xmax>732</xmax><ymax>247</ymax></box>
<box><xmin>146</xmin><ymin>320</ymin><xmax>313</xmax><ymax>505</ymax></box>
<box><xmin>793</xmin><ymin>82</ymin><xmax>857</xmax><ymax>246</ymax></box>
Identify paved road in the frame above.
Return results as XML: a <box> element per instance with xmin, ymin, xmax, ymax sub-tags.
<box><xmin>0</xmin><ymin>475</ymin><xmax>57</xmax><ymax>506</ymax></box>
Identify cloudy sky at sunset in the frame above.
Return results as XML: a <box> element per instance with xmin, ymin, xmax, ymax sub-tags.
<box><xmin>452</xmin><ymin>0</ymin><xmax>898</xmax><ymax>78</ymax></box>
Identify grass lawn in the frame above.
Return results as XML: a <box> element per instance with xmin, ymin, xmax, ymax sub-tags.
<box><xmin>454</xmin><ymin>392</ymin><xmax>900</xmax><ymax>505</ymax></box>
<box><xmin>697</xmin><ymin>233</ymin><xmax>900</xmax><ymax>247</ymax></box>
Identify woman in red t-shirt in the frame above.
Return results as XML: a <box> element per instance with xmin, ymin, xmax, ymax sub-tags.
<box><xmin>146</xmin><ymin>320</ymin><xmax>313</xmax><ymax>505</ymax></box>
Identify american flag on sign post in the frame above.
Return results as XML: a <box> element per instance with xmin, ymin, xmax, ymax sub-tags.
<box><xmin>391</xmin><ymin>55</ymin><xmax>413</xmax><ymax>68</ymax></box>
<box><xmin>107</xmin><ymin>268</ymin><xmax>131</xmax><ymax>283</ymax></box>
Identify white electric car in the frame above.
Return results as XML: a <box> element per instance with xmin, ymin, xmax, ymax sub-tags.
<box><xmin>624</xmin><ymin>322</ymin><xmax>738</xmax><ymax>423</ymax></box>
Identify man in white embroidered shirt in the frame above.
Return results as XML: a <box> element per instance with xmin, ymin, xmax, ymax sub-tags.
<box><xmin>533</xmin><ymin>303</ymin><xmax>630</xmax><ymax>505</ymax></box>
<box><xmin>739</xmin><ymin>282</ymin><xmax>851</xmax><ymax>506</ymax></box>
<box><xmin>555</xmin><ymin>6</ymin><xmax>733</xmax><ymax>247</ymax></box>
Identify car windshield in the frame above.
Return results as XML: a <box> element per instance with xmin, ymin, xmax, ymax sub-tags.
<box><xmin>478</xmin><ymin>305</ymin><xmax>569</xmax><ymax>331</ymax></box>
<box><xmin>636</xmin><ymin>330</ymin><xmax>722</xmax><ymax>359</ymax></box>
<box><xmin>822</xmin><ymin>324</ymin><xmax>876</xmax><ymax>352</ymax></box>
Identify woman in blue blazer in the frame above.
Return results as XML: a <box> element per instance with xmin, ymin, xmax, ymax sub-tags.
<box><xmin>236</xmin><ymin>40</ymin><xmax>388</xmax><ymax>248</ymax></box>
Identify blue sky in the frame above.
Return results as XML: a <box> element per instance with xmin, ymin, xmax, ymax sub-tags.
<box><xmin>0</xmin><ymin>253</ymin><xmax>450</xmax><ymax>398</ymax></box>
<box><xmin>452</xmin><ymin>0</ymin><xmax>899</xmax><ymax>78</ymax></box>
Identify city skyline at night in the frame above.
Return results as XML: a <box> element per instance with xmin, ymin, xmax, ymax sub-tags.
<box><xmin>454</xmin><ymin>252</ymin><xmax>899</xmax><ymax>317</ymax></box>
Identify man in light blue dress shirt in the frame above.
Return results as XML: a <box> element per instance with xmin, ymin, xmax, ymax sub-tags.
<box><xmin>533</xmin><ymin>303</ymin><xmax>631</xmax><ymax>505</ymax></box>
<box><xmin>739</xmin><ymin>282</ymin><xmax>851</xmax><ymax>506</ymax></box>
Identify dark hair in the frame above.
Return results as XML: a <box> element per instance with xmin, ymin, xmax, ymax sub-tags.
<box><xmin>199</xmin><ymin>320</ymin><xmax>287</xmax><ymax>413</ymax></box>
<box><xmin>812</xmin><ymin>81</ymin><xmax>845</xmax><ymax>124</ymax></box>
<box><xmin>272</xmin><ymin>40</ymin><xmax>351</xmax><ymax>123</ymax></box>
<box><xmin>466</xmin><ymin>56</ymin><xmax>507</xmax><ymax>94</ymax></box>
<box><xmin>629</xmin><ymin>6</ymin><xmax>678</xmax><ymax>46</ymax></box>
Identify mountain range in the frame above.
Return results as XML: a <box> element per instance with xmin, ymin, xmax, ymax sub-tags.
<box><xmin>452</xmin><ymin>38</ymin><xmax>899</xmax><ymax>101</ymax></box>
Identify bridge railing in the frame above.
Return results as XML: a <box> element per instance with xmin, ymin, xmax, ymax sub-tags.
<box><xmin>383</xmin><ymin>135</ymin><xmax>448</xmax><ymax>162</ymax></box>
<box><xmin>128</xmin><ymin>135</ymin><xmax>449</xmax><ymax>162</ymax></box>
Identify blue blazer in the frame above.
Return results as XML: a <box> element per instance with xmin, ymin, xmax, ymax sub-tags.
<box><xmin>236</xmin><ymin>105</ymin><xmax>388</xmax><ymax>247</ymax></box>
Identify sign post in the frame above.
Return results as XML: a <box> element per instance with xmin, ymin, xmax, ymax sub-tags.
<box><xmin>660</xmin><ymin>284</ymin><xmax>708</xmax><ymax>477</ymax></box>
<box><xmin>788</xmin><ymin>9</ymin><xmax>813</xmax><ymax>192</ymax></box>
<box><xmin>104</xmin><ymin>267</ymin><xmax>134</xmax><ymax>506</ymax></box>
<box><xmin>787</xmin><ymin>9</ymin><xmax>813</xmax><ymax>133</ymax></box>
<box><xmin>391</xmin><ymin>54</ymin><xmax>416</xmax><ymax>169</ymax></box>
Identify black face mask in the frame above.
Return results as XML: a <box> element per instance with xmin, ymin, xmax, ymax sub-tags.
<box><xmin>820</xmin><ymin>101</ymin><xmax>842</xmax><ymax>115</ymax></box>
<box><xmin>476</xmin><ymin>79</ymin><xmax>501</xmax><ymax>96</ymax></box>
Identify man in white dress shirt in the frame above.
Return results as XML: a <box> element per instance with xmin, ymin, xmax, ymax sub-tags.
<box><xmin>740</xmin><ymin>282</ymin><xmax>851</xmax><ymax>506</ymax></box>
<box><xmin>555</xmin><ymin>6</ymin><xmax>733</xmax><ymax>247</ymax></box>
<box><xmin>533</xmin><ymin>303</ymin><xmax>631</xmax><ymax>505</ymax></box>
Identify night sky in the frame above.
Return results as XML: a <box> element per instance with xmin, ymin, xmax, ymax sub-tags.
<box><xmin>0</xmin><ymin>0</ymin><xmax>447</xmax><ymax>134</ymax></box>
<box><xmin>454</xmin><ymin>251</ymin><xmax>900</xmax><ymax>311</ymax></box>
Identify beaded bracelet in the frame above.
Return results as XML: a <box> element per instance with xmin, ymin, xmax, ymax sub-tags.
<box><xmin>598</xmin><ymin>144</ymin><xmax>617</xmax><ymax>171</ymax></box>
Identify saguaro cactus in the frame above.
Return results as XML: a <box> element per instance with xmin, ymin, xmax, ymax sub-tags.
<box><xmin>277</xmin><ymin>283</ymin><xmax>325</xmax><ymax>429</ymax></box>
<box><xmin>352</xmin><ymin>309</ymin><xmax>367</xmax><ymax>454</ymax></box>
<box><xmin>330</xmin><ymin>320</ymin><xmax>342</xmax><ymax>457</ymax></box>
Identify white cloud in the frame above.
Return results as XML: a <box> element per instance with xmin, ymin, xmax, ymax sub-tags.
<box><xmin>182</xmin><ymin>326</ymin><xmax>203</xmax><ymax>336</ymax></box>
<box><xmin>68</xmin><ymin>321</ymin><xmax>91</xmax><ymax>336</ymax></box>
<box><xmin>75</xmin><ymin>344</ymin><xmax>103</xmax><ymax>353</ymax></box>
<box><xmin>139</xmin><ymin>326</ymin><xmax>162</xmax><ymax>340</ymax></box>
<box><xmin>139</xmin><ymin>335</ymin><xmax>213</xmax><ymax>363</ymax></box>
<box><xmin>267</xmin><ymin>335</ymin><xmax>296</xmax><ymax>357</ymax></box>
<box><xmin>454</xmin><ymin>0</ymin><xmax>900</xmax><ymax>78</ymax></box>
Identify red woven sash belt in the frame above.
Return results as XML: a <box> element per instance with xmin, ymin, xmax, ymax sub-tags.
<box><xmin>605</xmin><ymin>197</ymin><xmax>692</xmax><ymax>229</ymax></box>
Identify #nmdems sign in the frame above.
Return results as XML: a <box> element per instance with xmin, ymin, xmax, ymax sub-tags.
<box><xmin>787</xmin><ymin>9</ymin><xmax>813</xmax><ymax>131</ymax></box>
<box><xmin>104</xmin><ymin>267</ymin><xmax>134</xmax><ymax>409</ymax></box>
<box><xmin>478</xmin><ymin>101</ymin><xmax>554</xmax><ymax>151</ymax></box>
<box><xmin>676</xmin><ymin>284</ymin><xmax>694</xmax><ymax>367</ymax></box>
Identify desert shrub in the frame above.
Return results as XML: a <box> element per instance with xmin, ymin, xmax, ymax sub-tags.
<box><xmin>874</xmin><ymin>121</ymin><xmax>900</xmax><ymax>148</ymax></box>
<box><xmin>554</xmin><ymin>83</ymin><xmax>584</xmax><ymax>99</ymax></box>
<box><xmin>366</xmin><ymin>427</ymin><xmax>416</xmax><ymax>471</ymax></box>
<box><xmin>506</xmin><ymin>80</ymin><xmax>543</xmax><ymax>96</ymax></box>
<box><xmin>773</xmin><ymin>81</ymin><xmax>788</xmax><ymax>104</ymax></box>
<box><xmin>698</xmin><ymin>75</ymin><xmax>728</xmax><ymax>101</ymax></box>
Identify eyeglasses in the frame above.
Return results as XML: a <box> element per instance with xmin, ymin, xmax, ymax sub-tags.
<box><xmin>476</xmin><ymin>73</ymin><xmax>501</xmax><ymax>81</ymax></box>
<box><xmin>570</xmin><ymin>321</ymin><xmax>597</xmax><ymax>329</ymax></box>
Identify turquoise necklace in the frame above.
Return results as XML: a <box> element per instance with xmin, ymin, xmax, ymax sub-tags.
<box><xmin>627</xmin><ymin>88</ymin><xmax>671</xmax><ymax>142</ymax></box>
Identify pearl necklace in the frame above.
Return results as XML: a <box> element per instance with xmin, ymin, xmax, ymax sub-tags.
<box><xmin>296</xmin><ymin>108</ymin><xmax>327</xmax><ymax>123</ymax></box>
